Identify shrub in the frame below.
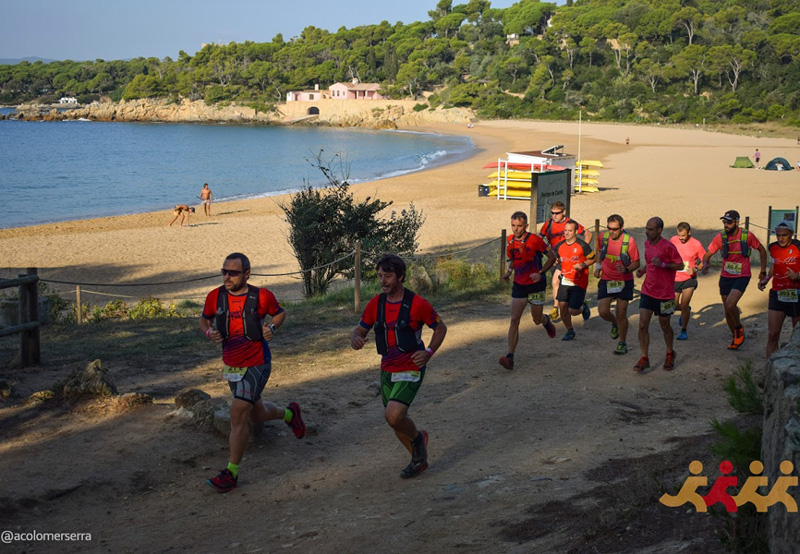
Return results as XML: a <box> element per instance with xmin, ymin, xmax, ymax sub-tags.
<box><xmin>128</xmin><ymin>296</ymin><xmax>180</xmax><ymax>320</ymax></box>
<box><xmin>279</xmin><ymin>151</ymin><xmax>424</xmax><ymax>297</ymax></box>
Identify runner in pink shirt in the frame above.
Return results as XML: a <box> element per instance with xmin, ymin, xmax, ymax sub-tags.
<box><xmin>701</xmin><ymin>210</ymin><xmax>767</xmax><ymax>350</ymax></box>
<box><xmin>593</xmin><ymin>214</ymin><xmax>641</xmax><ymax>355</ymax></box>
<box><xmin>634</xmin><ymin>217</ymin><xmax>683</xmax><ymax>372</ymax></box>
<box><xmin>670</xmin><ymin>222</ymin><xmax>706</xmax><ymax>341</ymax></box>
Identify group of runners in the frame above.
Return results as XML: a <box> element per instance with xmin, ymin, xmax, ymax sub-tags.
<box><xmin>197</xmin><ymin>206</ymin><xmax>799</xmax><ymax>493</ymax></box>
<box><xmin>501</xmin><ymin>204</ymin><xmax>800</xmax><ymax>371</ymax></box>
<box><xmin>200</xmin><ymin>252</ymin><xmax>446</xmax><ymax>492</ymax></box>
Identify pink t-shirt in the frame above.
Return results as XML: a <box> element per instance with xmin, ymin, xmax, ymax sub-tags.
<box><xmin>670</xmin><ymin>236</ymin><xmax>706</xmax><ymax>283</ymax></box>
<box><xmin>642</xmin><ymin>238</ymin><xmax>682</xmax><ymax>300</ymax></box>
<box><xmin>707</xmin><ymin>228</ymin><xmax>762</xmax><ymax>278</ymax></box>
<box><xmin>599</xmin><ymin>233</ymin><xmax>640</xmax><ymax>281</ymax></box>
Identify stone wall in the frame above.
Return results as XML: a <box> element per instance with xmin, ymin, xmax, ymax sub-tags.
<box><xmin>762</xmin><ymin>324</ymin><xmax>800</xmax><ymax>553</ymax></box>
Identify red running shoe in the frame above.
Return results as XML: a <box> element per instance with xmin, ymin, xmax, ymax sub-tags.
<box><xmin>663</xmin><ymin>350</ymin><xmax>676</xmax><ymax>371</ymax></box>
<box><xmin>544</xmin><ymin>315</ymin><xmax>557</xmax><ymax>339</ymax></box>
<box><xmin>286</xmin><ymin>402</ymin><xmax>306</xmax><ymax>439</ymax></box>
<box><xmin>207</xmin><ymin>468</ymin><xmax>238</xmax><ymax>493</ymax></box>
<box><xmin>633</xmin><ymin>356</ymin><xmax>650</xmax><ymax>372</ymax></box>
<box><xmin>499</xmin><ymin>355</ymin><xmax>514</xmax><ymax>370</ymax></box>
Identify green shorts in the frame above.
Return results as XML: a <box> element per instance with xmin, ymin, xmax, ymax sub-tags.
<box><xmin>381</xmin><ymin>369</ymin><xmax>425</xmax><ymax>407</ymax></box>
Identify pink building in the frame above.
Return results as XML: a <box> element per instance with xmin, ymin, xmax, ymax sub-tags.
<box><xmin>286</xmin><ymin>80</ymin><xmax>385</xmax><ymax>102</ymax></box>
<box><xmin>285</xmin><ymin>84</ymin><xmax>328</xmax><ymax>102</ymax></box>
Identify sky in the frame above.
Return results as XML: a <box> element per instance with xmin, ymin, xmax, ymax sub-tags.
<box><xmin>0</xmin><ymin>0</ymin><xmax>524</xmax><ymax>62</ymax></box>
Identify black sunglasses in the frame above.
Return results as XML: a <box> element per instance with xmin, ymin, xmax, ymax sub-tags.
<box><xmin>221</xmin><ymin>269</ymin><xmax>243</xmax><ymax>277</ymax></box>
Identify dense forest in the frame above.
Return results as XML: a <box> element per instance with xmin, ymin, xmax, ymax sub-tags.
<box><xmin>2</xmin><ymin>0</ymin><xmax>800</xmax><ymax>125</ymax></box>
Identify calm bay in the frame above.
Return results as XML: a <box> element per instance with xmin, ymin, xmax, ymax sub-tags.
<box><xmin>0</xmin><ymin>119</ymin><xmax>474</xmax><ymax>229</ymax></box>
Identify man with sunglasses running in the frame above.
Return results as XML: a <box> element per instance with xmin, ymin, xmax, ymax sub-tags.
<box><xmin>200</xmin><ymin>252</ymin><xmax>305</xmax><ymax>493</ymax></box>
<box><xmin>594</xmin><ymin>214</ymin><xmax>640</xmax><ymax>355</ymax></box>
<box><xmin>701</xmin><ymin>210</ymin><xmax>767</xmax><ymax>350</ymax></box>
<box><xmin>540</xmin><ymin>201</ymin><xmax>592</xmax><ymax>322</ymax></box>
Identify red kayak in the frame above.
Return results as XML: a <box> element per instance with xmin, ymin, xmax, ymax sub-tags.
<box><xmin>482</xmin><ymin>161</ymin><xmax>564</xmax><ymax>172</ymax></box>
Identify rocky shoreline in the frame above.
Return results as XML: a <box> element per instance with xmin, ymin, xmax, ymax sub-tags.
<box><xmin>4</xmin><ymin>97</ymin><xmax>475</xmax><ymax>129</ymax></box>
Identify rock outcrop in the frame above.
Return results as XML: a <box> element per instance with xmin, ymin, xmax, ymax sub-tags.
<box><xmin>762</xmin><ymin>325</ymin><xmax>800</xmax><ymax>553</ymax></box>
<box><xmin>12</xmin><ymin>98</ymin><xmax>475</xmax><ymax>129</ymax></box>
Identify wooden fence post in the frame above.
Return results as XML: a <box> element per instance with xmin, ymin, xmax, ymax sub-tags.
<box><xmin>500</xmin><ymin>229</ymin><xmax>507</xmax><ymax>278</ymax></box>
<box><xmin>354</xmin><ymin>242</ymin><xmax>361</xmax><ymax>314</ymax></box>
<box><xmin>76</xmin><ymin>285</ymin><xmax>83</xmax><ymax>325</ymax></box>
<box><xmin>19</xmin><ymin>267</ymin><xmax>40</xmax><ymax>367</ymax></box>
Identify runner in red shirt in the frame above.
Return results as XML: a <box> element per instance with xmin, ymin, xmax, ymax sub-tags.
<box><xmin>539</xmin><ymin>201</ymin><xmax>592</xmax><ymax>323</ymax></box>
<box><xmin>552</xmin><ymin>220</ymin><xmax>595</xmax><ymax>341</ymax></box>
<box><xmin>702</xmin><ymin>210</ymin><xmax>767</xmax><ymax>350</ymax></box>
<box><xmin>351</xmin><ymin>254</ymin><xmax>447</xmax><ymax>479</ymax></box>
<box><xmin>670</xmin><ymin>222</ymin><xmax>706</xmax><ymax>341</ymax></box>
<box><xmin>594</xmin><ymin>214</ymin><xmax>641</xmax><ymax>355</ymax></box>
<box><xmin>634</xmin><ymin>217</ymin><xmax>683</xmax><ymax>372</ymax></box>
<box><xmin>199</xmin><ymin>252</ymin><xmax>304</xmax><ymax>493</ymax></box>
<box><xmin>758</xmin><ymin>220</ymin><xmax>800</xmax><ymax>357</ymax></box>
<box><xmin>499</xmin><ymin>211</ymin><xmax>557</xmax><ymax>370</ymax></box>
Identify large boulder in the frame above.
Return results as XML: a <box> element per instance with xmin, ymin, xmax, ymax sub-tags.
<box><xmin>61</xmin><ymin>359</ymin><xmax>118</xmax><ymax>399</ymax></box>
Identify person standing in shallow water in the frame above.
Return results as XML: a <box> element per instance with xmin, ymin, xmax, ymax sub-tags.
<box><xmin>200</xmin><ymin>183</ymin><xmax>213</xmax><ymax>216</ymax></box>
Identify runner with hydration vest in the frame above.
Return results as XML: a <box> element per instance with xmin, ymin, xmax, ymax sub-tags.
<box><xmin>702</xmin><ymin>210</ymin><xmax>767</xmax><ymax>350</ymax></box>
<box><xmin>351</xmin><ymin>254</ymin><xmax>447</xmax><ymax>479</ymax></box>
<box><xmin>594</xmin><ymin>214</ymin><xmax>641</xmax><ymax>355</ymax></box>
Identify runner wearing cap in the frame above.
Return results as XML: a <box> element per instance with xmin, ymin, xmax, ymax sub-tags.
<box><xmin>702</xmin><ymin>210</ymin><xmax>767</xmax><ymax>350</ymax></box>
<box><xmin>758</xmin><ymin>220</ymin><xmax>800</xmax><ymax>357</ymax></box>
<box><xmin>670</xmin><ymin>222</ymin><xmax>706</xmax><ymax>341</ymax></box>
<box><xmin>594</xmin><ymin>214</ymin><xmax>640</xmax><ymax>355</ymax></box>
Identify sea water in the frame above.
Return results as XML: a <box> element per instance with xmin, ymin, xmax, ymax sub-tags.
<box><xmin>0</xmin><ymin>120</ymin><xmax>474</xmax><ymax>229</ymax></box>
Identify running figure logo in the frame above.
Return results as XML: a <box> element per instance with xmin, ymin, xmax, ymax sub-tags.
<box><xmin>660</xmin><ymin>460</ymin><xmax>798</xmax><ymax>512</ymax></box>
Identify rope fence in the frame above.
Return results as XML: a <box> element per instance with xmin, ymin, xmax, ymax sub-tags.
<box><xmin>11</xmin><ymin>237</ymin><xmax>506</xmax><ymax>324</ymax></box>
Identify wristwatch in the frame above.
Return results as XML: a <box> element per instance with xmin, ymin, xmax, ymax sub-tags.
<box><xmin>268</xmin><ymin>323</ymin><xmax>276</xmax><ymax>334</ymax></box>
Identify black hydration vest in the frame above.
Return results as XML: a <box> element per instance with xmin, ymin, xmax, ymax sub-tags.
<box><xmin>720</xmin><ymin>228</ymin><xmax>750</xmax><ymax>259</ymax></box>
<box><xmin>375</xmin><ymin>289</ymin><xmax>420</xmax><ymax>355</ymax></box>
<box><xmin>215</xmin><ymin>285</ymin><xmax>263</xmax><ymax>341</ymax></box>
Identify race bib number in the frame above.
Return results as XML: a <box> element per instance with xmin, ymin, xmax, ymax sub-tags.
<box><xmin>607</xmin><ymin>280</ymin><xmax>624</xmax><ymax>294</ymax></box>
<box><xmin>561</xmin><ymin>277</ymin><xmax>576</xmax><ymax>287</ymax></box>
<box><xmin>528</xmin><ymin>291</ymin><xmax>547</xmax><ymax>305</ymax></box>
<box><xmin>391</xmin><ymin>371</ymin><xmax>421</xmax><ymax>383</ymax></box>
<box><xmin>724</xmin><ymin>261</ymin><xmax>742</xmax><ymax>275</ymax></box>
<box><xmin>777</xmin><ymin>289</ymin><xmax>799</xmax><ymax>303</ymax></box>
<box><xmin>660</xmin><ymin>299</ymin><xmax>676</xmax><ymax>314</ymax></box>
<box><xmin>222</xmin><ymin>365</ymin><xmax>247</xmax><ymax>382</ymax></box>
<box><xmin>682</xmin><ymin>261</ymin><xmax>691</xmax><ymax>273</ymax></box>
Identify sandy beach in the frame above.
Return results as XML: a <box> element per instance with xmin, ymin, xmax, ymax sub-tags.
<box><xmin>1</xmin><ymin>118</ymin><xmax>798</xmax><ymax>308</ymax></box>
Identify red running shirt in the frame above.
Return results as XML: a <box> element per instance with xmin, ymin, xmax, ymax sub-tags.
<box><xmin>642</xmin><ymin>238</ymin><xmax>682</xmax><ymax>300</ymax></box>
<box><xmin>360</xmin><ymin>292</ymin><xmax>441</xmax><ymax>373</ymax></box>
<box><xmin>553</xmin><ymin>238</ymin><xmax>594</xmax><ymax>289</ymax></box>
<box><xmin>769</xmin><ymin>240</ymin><xmax>800</xmax><ymax>291</ymax></box>
<box><xmin>507</xmin><ymin>232</ymin><xmax>548</xmax><ymax>285</ymax></box>
<box><xmin>202</xmin><ymin>287</ymin><xmax>283</xmax><ymax>367</ymax></box>
<box><xmin>670</xmin><ymin>236</ymin><xmax>706</xmax><ymax>283</ymax></box>
<box><xmin>540</xmin><ymin>217</ymin><xmax>586</xmax><ymax>249</ymax></box>
<box><xmin>707</xmin><ymin>228</ymin><xmax>762</xmax><ymax>278</ymax></box>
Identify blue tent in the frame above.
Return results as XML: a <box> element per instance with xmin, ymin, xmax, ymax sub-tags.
<box><xmin>764</xmin><ymin>157</ymin><xmax>794</xmax><ymax>171</ymax></box>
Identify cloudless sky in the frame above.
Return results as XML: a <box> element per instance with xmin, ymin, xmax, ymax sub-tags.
<box><xmin>1</xmin><ymin>0</ymin><xmax>525</xmax><ymax>62</ymax></box>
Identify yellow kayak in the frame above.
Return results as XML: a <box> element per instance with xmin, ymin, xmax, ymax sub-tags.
<box><xmin>575</xmin><ymin>177</ymin><xmax>599</xmax><ymax>185</ymax></box>
<box><xmin>488</xmin><ymin>188</ymin><xmax>532</xmax><ymax>199</ymax></box>
<box><xmin>487</xmin><ymin>180</ymin><xmax>534</xmax><ymax>190</ymax></box>
<box><xmin>487</xmin><ymin>171</ymin><xmax>535</xmax><ymax>180</ymax></box>
<box><xmin>575</xmin><ymin>169</ymin><xmax>600</xmax><ymax>177</ymax></box>
<box><xmin>577</xmin><ymin>160</ymin><xmax>604</xmax><ymax>168</ymax></box>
